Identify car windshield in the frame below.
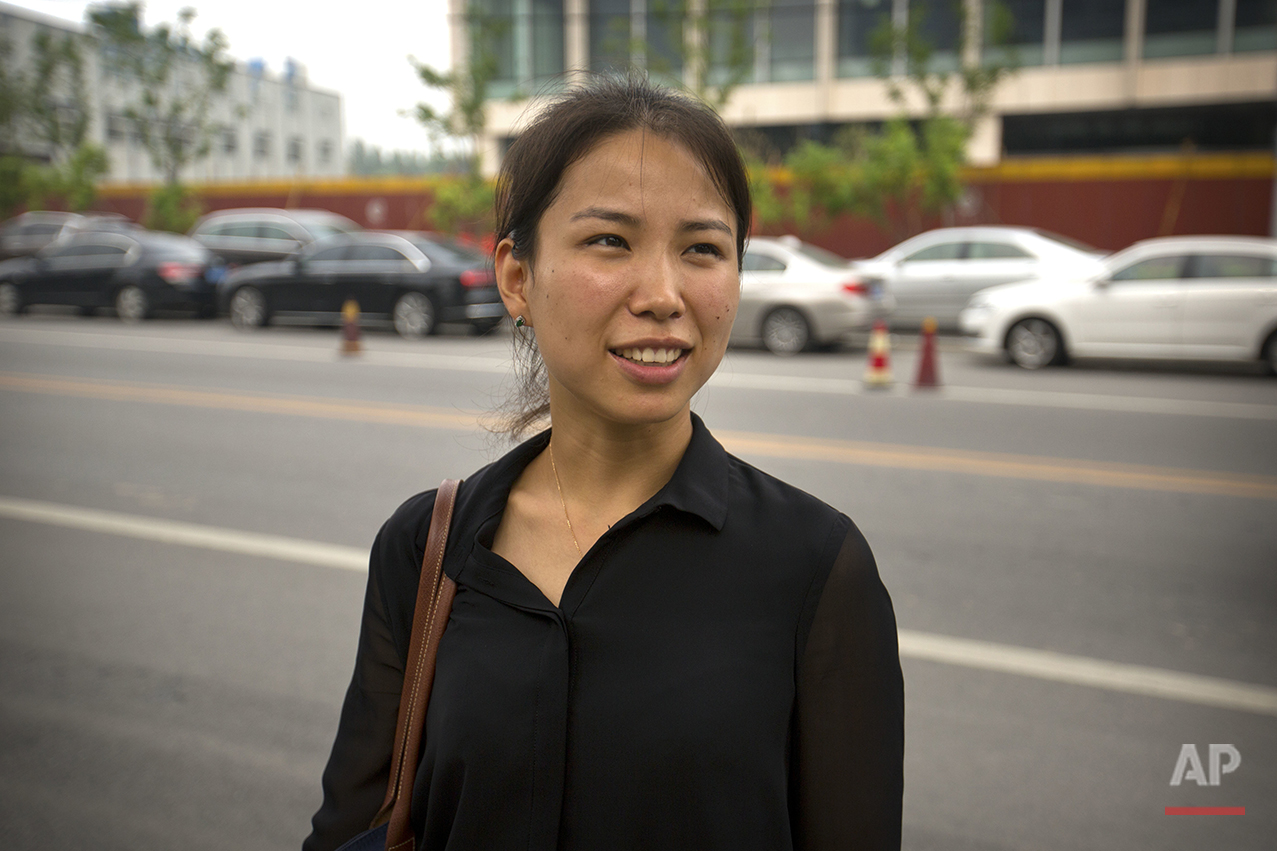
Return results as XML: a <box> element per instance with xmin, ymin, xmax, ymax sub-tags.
<box><xmin>146</xmin><ymin>237</ymin><xmax>210</xmax><ymax>262</ymax></box>
<box><xmin>1031</xmin><ymin>229</ymin><xmax>1102</xmax><ymax>255</ymax></box>
<box><xmin>301</xmin><ymin>217</ymin><xmax>362</xmax><ymax>240</ymax></box>
<box><xmin>409</xmin><ymin>237</ymin><xmax>487</xmax><ymax>266</ymax></box>
<box><xmin>788</xmin><ymin>241</ymin><xmax>854</xmax><ymax>269</ymax></box>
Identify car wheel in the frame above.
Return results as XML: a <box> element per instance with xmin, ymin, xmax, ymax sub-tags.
<box><xmin>0</xmin><ymin>282</ymin><xmax>22</xmax><ymax>316</ymax></box>
<box><xmin>115</xmin><ymin>285</ymin><xmax>150</xmax><ymax>323</ymax></box>
<box><xmin>1263</xmin><ymin>333</ymin><xmax>1277</xmax><ymax>376</ymax></box>
<box><xmin>394</xmin><ymin>292</ymin><xmax>436</xmax><ymax>338</ymax></box>
<box><xmin>1006</xmin><ymin>318</ymin><xmax>1064</xmax><ymax>369</ymax></box>
<box><xmin>229</xmin><ymin>287</ymin><xmax>267</xmax><ymax>330</ymax></box>
<box><xmin>761</xmin><ymin>307</ymin><xmax>811</xmax><ymax>355</ymax></box>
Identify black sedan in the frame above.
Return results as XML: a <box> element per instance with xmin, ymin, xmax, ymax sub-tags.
<box><xmin>0</xmin><ymin>229</ymin><xmax>223</xmax><ymax>321</ymax></box>
<box><xmin>218</xmin><ymin>231</ymin><xmax>504</xmax><ymax>337</ymax></box>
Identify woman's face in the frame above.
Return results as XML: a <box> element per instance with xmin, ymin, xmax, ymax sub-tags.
<box><xmin>496</xmin><ymin>129</ymin><xmax>740</xmax><ymax>430</ymax></box>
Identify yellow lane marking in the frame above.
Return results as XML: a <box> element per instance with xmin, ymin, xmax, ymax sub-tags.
<box><xmin>5</xmin><ymin>371</ymin><xmax>1276</xmax><ymax>501</ymax></box>
<box><xmin>717</xmin><ymin>431</ymin><xmax>1277</xmax><ymax>502</ymax></box>
<box><xmin>0</xmin><ymin>372</ymin><xmax>478</xmax><ymax>430</ymax></box>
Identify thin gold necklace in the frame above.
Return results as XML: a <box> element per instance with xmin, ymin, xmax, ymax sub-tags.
<box><xmin>548</xmin><ymin>441</ymin><xmax>583</xmax><ymax>557</ymax></box>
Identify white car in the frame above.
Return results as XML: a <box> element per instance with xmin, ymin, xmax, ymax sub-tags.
<box><xmin>854</xmin><ymin>226</ymin><xmax>1107</xmax><ymax>329</ymax></box>
<box><xmin>960</xmin><ymin>235</ymin><xmax>1277</xmax><ymax>372</ymax></box>
<box><xmin>733</xmin><ymin>236</ymin><xmax>893</xmax><ymax>355</ymax></box>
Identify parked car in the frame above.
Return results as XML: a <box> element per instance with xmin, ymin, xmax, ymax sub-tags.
<box><xmin>853</xmin><ymin>226</ymin><xmax>1107</xmax><ymax>329</ymax></box>
<box><xmin>0</xmin><ymin>211</ymin><xmax>136</xmax><ymax>259</ymax></box>
<box><xmin>959</xmin><ymin>235</ymin><xmax>1277</xmax><ymax>372</ymax></box>
<box><xmin>734</xmin><ymin>235</ymin><xmax>893</xmax><ymax>355</ymax></box>
<box><xmin>0</xmin><ymin>229</ymin><xmax>223</xmax><ymax>320</ymax></box>
<box><xmin>188</xmin><ymin>208</ymin><xmax>362</xmax><ymax>267</ymax></box>
<box><xmin>218</xmin><ymin>230</ymin><xmax>504</xmax><ymax>337</ymax></box>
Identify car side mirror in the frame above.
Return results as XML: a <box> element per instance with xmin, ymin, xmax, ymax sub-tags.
<box><xmin>1093</xmin><ymin>274</ymin><xmax>1110</xmax><ymax>289</ymax></box>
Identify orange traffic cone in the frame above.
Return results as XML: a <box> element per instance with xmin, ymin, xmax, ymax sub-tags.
<box><xmin>340</xmin><ymin>299</ymin><xmax>362</xmax><ymax>356</ymax></box>
<box><xmin>914</xmin><ymin>317</ymin><xmax>941</xmax><ymax>389</ymax></box>
<box><xmin>863</xmin><ymin>320</ymin><xmax>893</xmax><ymax>388</ymax></box>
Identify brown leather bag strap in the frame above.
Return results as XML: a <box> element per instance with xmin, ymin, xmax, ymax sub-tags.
<box><xmin>376</xmin><ymin>478</ymin><xmax>461</xmax><ymax>851</ymax></box>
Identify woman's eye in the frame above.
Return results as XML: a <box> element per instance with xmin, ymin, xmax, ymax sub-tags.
<box><xmin>688</xmin><ymin>242</ymin><xmax>726</xmax><ymax>258</ymax></box>
<box><xmin>588</xmin><ymin>234</ymin><xmax>628</xmax><ymax>249</ymax></box>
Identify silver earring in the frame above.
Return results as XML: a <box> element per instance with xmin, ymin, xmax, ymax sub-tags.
<box><xmin>515</xmin><ymin>315</ymin><xmax>525</xmax><ymax>328</ymax></box>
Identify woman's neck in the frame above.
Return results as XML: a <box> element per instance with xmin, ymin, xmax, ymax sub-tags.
<box><xmin>545</xmin><ymin>405</ymin><xmax>693</xmax><ymax>524</ymax></box>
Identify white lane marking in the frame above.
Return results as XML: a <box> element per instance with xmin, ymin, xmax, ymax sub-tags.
<box><xmin>0</xmin><ymin>496</ymin><xmax>366</xmax><ymax>571</ymax></box>
<box><xmin>898</xmin><ymin>630</ymin><xmax>1277</xmax><ymax>717</ymax></box>
<box><xmin>4</xmin><ymin>324</ymin><xmax>1274</xmax><ymax>421</ymax></box>
<box><xmin>4</xmin><ymin>493</ymin><xmax>1276</xmax><ymax>718</ymax></box>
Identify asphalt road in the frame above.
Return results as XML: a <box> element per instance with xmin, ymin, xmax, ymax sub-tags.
<box><xmin>1</xmin><ymin>315</ymin><xmax>1274</xmax><ymax>851</ymax></box>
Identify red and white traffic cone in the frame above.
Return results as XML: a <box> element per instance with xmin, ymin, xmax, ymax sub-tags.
<box><xmin>913</xmin><ymin>316</ymin><xmax>941</xmax><ymax>389</ymax></box>
<box><xmin>863</xmin><ymin>320</ymin><xmax>893</xmax><ymax>388</ymax></box>
<box><xmin>340</xmin><ymin>299</ymin><xmax>362</xmax><ymax>356</ymax></box>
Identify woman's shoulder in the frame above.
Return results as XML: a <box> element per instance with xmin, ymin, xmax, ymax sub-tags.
<box><xmin>723</xmin><ymin>451</ymin><xmax>850</xmax><ymax>536</ymax></box>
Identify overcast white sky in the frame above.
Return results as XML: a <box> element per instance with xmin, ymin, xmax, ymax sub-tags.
<box><xmin>10</xmin><ymin>0</ymin><xmax>454</xmax><ymax>153</ymax></box>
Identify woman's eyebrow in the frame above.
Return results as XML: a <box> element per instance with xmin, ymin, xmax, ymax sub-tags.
<box><xmin>571</xmin><ymin>206</ymin><xmax>732</xmax><ymax>237</ymax></box>
<box><xmin>681</xmin><ymin>218</ymin><xmax>733</xmax><ymax>237</ymax></box>
<box><xmin>570</xmin><ymin>207</ymin><xmax>640</xmax><ymax>228</ymax></box>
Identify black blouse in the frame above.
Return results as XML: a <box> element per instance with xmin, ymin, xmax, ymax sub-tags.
<box><xmin>305</xmin><ymin>415</ymin><xmax>903</xmax><ymax>851</ymax></box>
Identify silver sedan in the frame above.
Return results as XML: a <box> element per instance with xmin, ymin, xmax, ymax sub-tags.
<box><xmin>854</xmin><ymin>226</ymin><xmax>1106</xmax><ymax>329</ymax></box>
<box><xmin>733</xmin><ymin>236</ymin><xmax>893</xmax><ymax>355</ymax></box>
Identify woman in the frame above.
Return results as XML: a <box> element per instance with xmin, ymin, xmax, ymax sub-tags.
<box><xmin>305</xmin><ymin>75</ymin><xmax>903</xmax><ymax>851</ymax></box>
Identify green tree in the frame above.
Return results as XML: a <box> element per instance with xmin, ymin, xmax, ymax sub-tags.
<box><xmin>89</xmin><ymin>2</ymin><xmax>232</xmax><ymax>229</ymax></box>
<box><xmin>757</xmin><ymin>0</ymin><xmax>1016</xmax><ymax>239</ymax></box>
<box><xmin>409</xmin><ymin>4</ymin><xmax>506</xmax><ymax>234</ymax></box>
<box><xmin>0</xmin><ymin>28</ymin><xmax>108</xmax><ymax>215</ymax></box>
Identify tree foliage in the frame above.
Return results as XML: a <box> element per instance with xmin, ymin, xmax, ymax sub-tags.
<box><xmin>89</xmin><ymin>3</ymin><xmax>232</xmax><ymax>186</ymax></box>
<box><xmin>0</xmin><ymin>28</ymin><xmax>108</xmax><ymax>216</ymax></box>
<box><xmin>411</xmin><ymin>4</ymin><xmax>505</xmax><ymax>180</ymax></box>
<box><xmin>754</xmin><ymin>0</ymin><xmax>1017</xmax><ymax>239</ymax></box>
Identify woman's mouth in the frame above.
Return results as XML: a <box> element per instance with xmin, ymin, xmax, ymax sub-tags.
<box><xmin>613</xmin><ymin>347</ymin><xmax>687</xmax><ymax>365</ymax></box>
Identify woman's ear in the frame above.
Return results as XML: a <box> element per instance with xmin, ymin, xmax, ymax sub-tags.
<box><xmin>494</xmin><ymin>237</ymin><xmax>531</xmax><ymax>324</ymax></box>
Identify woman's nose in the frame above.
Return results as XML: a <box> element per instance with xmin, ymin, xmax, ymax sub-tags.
<box><xmin>627</xmin><ymin>253</ymin><xmax>685</xmax><ymax>320</ymax></box>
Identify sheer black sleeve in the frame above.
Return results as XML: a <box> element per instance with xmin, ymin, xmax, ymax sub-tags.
<box><xmin>302</xmin><ymin>491</ymin><xmax>435</xmax><ymax>851</ymax></box>
<box><xmin>793</xmin><ymin>524</ymin><xmax>904</xmax><ymax>850</ymax></box>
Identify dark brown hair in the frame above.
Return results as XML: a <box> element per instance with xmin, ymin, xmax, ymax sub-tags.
<box><xmin>496</xmin><ymin>73</ymin><xmax>752</xmax><ymax>267</ymax></box>
<box><xmin>494</xmin><ymin>73</ymin><xmax>752</xmax><ymax>437</ymax></box>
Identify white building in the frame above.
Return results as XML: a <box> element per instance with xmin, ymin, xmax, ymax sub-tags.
<box><xmin>452</xmin><ymin>0</ymin><xmax>1277</xmax><ymax>172</ymax></box>
<box><xmin>0</xmin><ymin>2</ymin><xmax>344</xmax><ymax>183</ymax></box>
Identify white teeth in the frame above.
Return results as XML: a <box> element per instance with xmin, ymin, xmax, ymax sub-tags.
<box><xmin>618</xmin><ymin>347</ymin><xmax>682</xmax><ymax>364</ymax></box>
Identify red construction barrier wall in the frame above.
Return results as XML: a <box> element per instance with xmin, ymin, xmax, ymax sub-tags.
<box><xmin>93</xmin><ymin>153</ymin><xmax>1274</xmax><ymax>259</ymax></box>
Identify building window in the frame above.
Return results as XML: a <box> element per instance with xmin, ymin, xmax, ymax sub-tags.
<box><xmin>106</xmin><ymin>112</ymin><xmax>128</xmax><ymax>142</ymax></box>
<box><xmin>986</xmin><ymin>0</ymin><xmax>1046</xmax><ymax>67</ymax></box>
<box><xmin>318</xmin><ymin>140</ymin><xmax>333</xmax><ymax>165</ymax></box>
<box><xmin>287</xmin><ymin>136</ymin><xmax>304</xmax><ymax>165</ymax></box>
<box><xmin>1144</xmin><ymin>0</ymin><xmax>1218</xmax><ymax>59</ymax></box>
<box><xmin>646</xmin><ymin>1</ymin><xmax>684</xmax><ymax>81</ymax></box>
<box><xmin>838</xmin><ymin>0</ymin><xmax>893</xmax><ymax>78</ymax></box>
<box><xmin>1059</xmin><ymin>0</ymin><xmax>1124</xmax><ymax>63</ymax></box>
<box><xmin>477</xmin><ymin>0</ymin><xmax>564</xmax><ymax>98</ymax></box>
<box><xmin>1234</xmin><ymin>0</ymin><xmax>1277</xmax><ymax>52</ymax></box>
<box><xmin>769</xmin><ymin>0</ymin><xmax>816</xmax><ymax>82</ymax></box>
<box><xmin>253</xmin><ymin>131</ymin><xmax>270</xmax><ymax>158</ymax></box>
<box><xmin>707</xmin><ymin>0</ymin><xmax>757</xmax><ymax>87</ymax></box>
<box><xmin>222</xmin><ymin>127</ymin><xmax>237</xmax><ymax>155</ymax></box>
<box><xmin>589</xmin><ymin>0</ymin><xmax>631</xmax><ymax>73</ymax></box>
<box><xmin>908</xmin><ymin>0</ymin><xmax>960</xmax><ymax>72</ymax></box>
